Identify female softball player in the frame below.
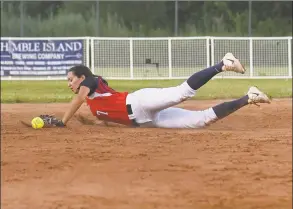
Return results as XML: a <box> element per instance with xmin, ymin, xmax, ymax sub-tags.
<box><xmin>40</xmin><ymin>53</ymin><xmax>270</xmax><ymax>128</ymax></box>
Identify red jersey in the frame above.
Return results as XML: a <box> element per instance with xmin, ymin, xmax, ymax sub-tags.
<box><xmin>85</xmin><ymin>76</ymin><xmax>132</xmax><ymax>126</ymax></box>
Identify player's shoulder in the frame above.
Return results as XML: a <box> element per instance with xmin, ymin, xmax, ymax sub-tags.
<box><xmin>80</xmin><ymin>76</ymin><xmax>98</xmax><ymax>88</ymax></box>
<box><xmin>97</xmin><ymin>76</ymin><xmax>109</xmax><ymax>86</ymax></box>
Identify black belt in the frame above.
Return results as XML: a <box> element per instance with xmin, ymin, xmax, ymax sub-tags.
<box><xmin>126</xmin><ymin>104</ymin><xmax>140</xmax><ymax>127</ymax></box>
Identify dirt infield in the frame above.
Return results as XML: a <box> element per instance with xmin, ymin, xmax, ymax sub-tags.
<box><xmin>1</xmin><ymin>99</ymin><xmax>292</xmax><ymax>209</ymax></box>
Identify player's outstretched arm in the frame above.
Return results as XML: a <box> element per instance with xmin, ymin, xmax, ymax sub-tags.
<box><xmin>38</xmin><ymin>86</ymin><xmax>90</xmax><ymax>128</ymax></box>
<box><xmin>61</xmin><ymin>86</ymin><xmax>90</xmax><ymax>125</ymax></box>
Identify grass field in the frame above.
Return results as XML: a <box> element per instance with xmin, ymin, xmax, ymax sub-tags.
<box><xmin>1</xmin><ymin>79</ymin><xmax>292</xmax><ymax>103</ymax></box>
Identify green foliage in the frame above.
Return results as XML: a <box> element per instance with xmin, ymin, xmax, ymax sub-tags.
<box><xmin>1</xmin><ymin>1</ymin><xmax>292</xmax><ymax>37</ymax></box>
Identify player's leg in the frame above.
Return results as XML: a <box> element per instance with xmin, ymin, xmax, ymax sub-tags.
<box><xmin>130</xmin><ymin>53</ymin><xmax>245</xmax><ymax>113</ymax></box>
<box><xmin>152</xmin><ymin>86</ymin><xmax>270</xmax><ymax>129</ymax></box>
<box><xmin>212</xmin><ymin>86</ymin><xmax>270</xmax><ymax>119</ymax></box>
<box><xmin>152</xmin><ymin>107</ymin><xmax>217</xmax><ymax>128</ymax></box>
<box><xmin>186</xmin><ymin>52</ymin><xmax>245</xmax><ymax>91</ymax></box>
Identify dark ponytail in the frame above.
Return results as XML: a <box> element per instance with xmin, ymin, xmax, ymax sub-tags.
<box><xmin>69</xmin><ymin>65</ymin><xmax>108</xmax><ymax>85</ymax></box>
<box><xmin>68</xmin><ymin>65</ymin><xmax>98</xmax><ymax>78</ymax></box>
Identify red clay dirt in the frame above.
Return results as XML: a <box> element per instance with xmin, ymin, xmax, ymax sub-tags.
<box><xmin>1</xmin><ymin>99</ymin><xmax>292</xmax><ymax>209</ymax></box>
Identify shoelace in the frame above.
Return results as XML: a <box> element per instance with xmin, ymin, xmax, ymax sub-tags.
<box><xmin>250</xmin><ymin>93</ymin><xmax>261</xmax><ymax>107</ymax></box>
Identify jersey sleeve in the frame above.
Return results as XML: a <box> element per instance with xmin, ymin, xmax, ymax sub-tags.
<box><xmin>80</xmin><ymin>77</ymin><xmax>98</xmax><ymax>96</ymax></box>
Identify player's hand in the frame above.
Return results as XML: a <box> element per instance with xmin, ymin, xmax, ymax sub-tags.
<box><xmin>39</xmin><ymin>114</ymin><xmax>65</xmax><ymax>127</ymax></box>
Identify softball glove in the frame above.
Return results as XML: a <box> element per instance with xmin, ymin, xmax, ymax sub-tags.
<box><xmin>39</xmin><ymin>115</ymin><xmax>65</xmax><ymax>127</ymax></box>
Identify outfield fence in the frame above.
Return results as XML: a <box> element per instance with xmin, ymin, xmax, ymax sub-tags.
<box><xmin>1</xmin><ymin>36</ymin><xmax>292</xmax><ymax>80</ymax></box>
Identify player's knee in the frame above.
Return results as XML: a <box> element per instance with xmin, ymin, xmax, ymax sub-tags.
<box><xmin>202</xmin><ymin>108</ymin><xmax>218</xmax><ymax>126</ymax></box>
<box><xmin>174</xmin><ymin>82</ymin><xmax>196</xmax><ymax>102</ymax></box>
<box><xmin>183</xmin><ymin>109</ymin><xmax>217</xmax><ymax>128</ymax></box>
<box><xmin>171</xmin><ymin>92</ymin><xmax>192</xmax><ymax>104</ymax></box>
<box><xmin>192</xmin><ymin>108</ymin><xmax>218</xmax><ymax>128</ymax></box>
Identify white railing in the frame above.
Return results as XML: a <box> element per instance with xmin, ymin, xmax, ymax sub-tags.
<box><xmin>1</xmin><ymin>36</ymin><xmax>292</xmax><ymax>80</ymax></box>
<box><xmin>92</xmin><ymin>36</ymin><xmax>292</xmax><ymax>79</ymax></box>
<box><xmin>91</xmin><ymin>37</ymin><xmax>210</xmax><ymax>79</ymax></box>
<box><xmin>211</xmin><ymin>37</ymin><xmax>292</xmax><ymax>79</ymax></box>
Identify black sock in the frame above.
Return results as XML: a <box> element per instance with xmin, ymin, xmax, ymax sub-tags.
<box><xmin>187</xmin><ymin>62</ymin><xmax>223</xmax><ymax>90</ymax></box>
<box><xmin>212</xmin><ymin>95</ymin><xmax>249</xmax><ymax>119</ymax></box>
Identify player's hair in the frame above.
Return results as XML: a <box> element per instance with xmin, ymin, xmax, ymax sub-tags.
<box><xmin>68</xmin><ymin>65</ymin><xmax>98</xmax><ymax>78</ymax></box>
<box><xmin>69</xmin><ymin>65</ymin><xmax>109</xmax><ymax>85</ymax></box>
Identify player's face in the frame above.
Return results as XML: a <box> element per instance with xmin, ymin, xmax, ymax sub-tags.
<box><xmin>67</xmin><ymin>71</ymin><xmax>85</xmax><ymax>94</ymax></box>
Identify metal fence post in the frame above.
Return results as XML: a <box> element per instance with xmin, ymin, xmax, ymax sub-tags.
<box><xmin>96</xmin><ymin>0</ymin><xmax>100</xmax><ymax>36</ymax></box>
<box><xmin>168</xmin><ymin>38</ymin><xmax>172</xmax><ymax>78</ymax></box>
<box><xmin>248</xmin><ymin>1</ymin><xmax>252</xmax><ymax>37</ymax></box>
<box><xmin>249</xmin><ymin>37</ymin><xmax>253</xmax><ymax>77</ymax></box>
<box><xmin>20</xmin><ymin>1</ymin><xmax>24</xmax><ymax>36</ymax></box>
<box><xmin>130</xmin><ymin>38</ymin><xmax>134</xmax><ymax>79</ymax></box>
<box><xmin>174</xmin><ymin>0</ymin><xmax>178</xmax><ymax>36</ymax></box>
<box><xmin>288</xmin><ymin>37</ymin><xmax>292</xmax><ymax>78</ymax></box>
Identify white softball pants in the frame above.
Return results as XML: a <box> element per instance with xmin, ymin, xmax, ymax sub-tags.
<box><xmin>126</xmin><ymin>81</ymin><xmax>218</xmax><ymax>129</ymax></box>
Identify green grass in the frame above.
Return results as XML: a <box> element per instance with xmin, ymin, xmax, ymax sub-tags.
<box><xmin>1</xmin><ymin>79</ymin><xmax>292</xmax><ymax>103</ymax></box>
